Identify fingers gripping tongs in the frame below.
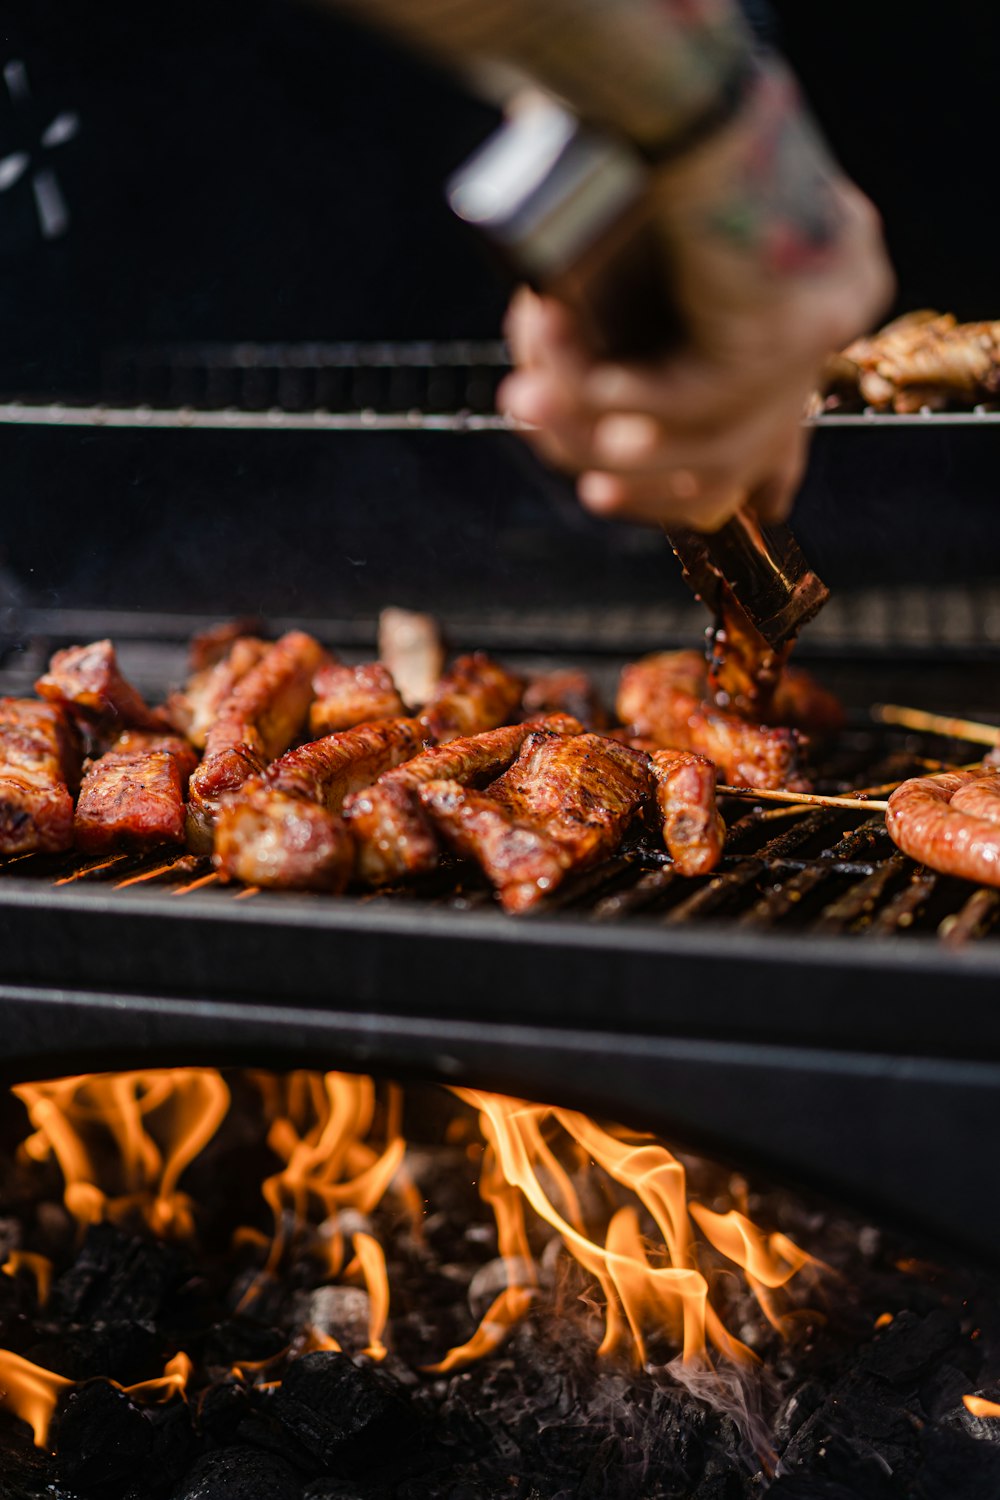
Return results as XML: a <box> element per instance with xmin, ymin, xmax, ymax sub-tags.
<box><xmin>448</xmin><ymin>97</ymin><xmax>829</xmax><ymax>699</ymax></box>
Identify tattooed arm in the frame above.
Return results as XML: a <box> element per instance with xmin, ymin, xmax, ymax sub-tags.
<box><xmin>344</xmin><ymin>0</ymin><xmax>894</xmax><ymax>530</ymax></box>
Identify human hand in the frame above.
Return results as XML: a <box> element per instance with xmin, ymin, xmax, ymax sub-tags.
<box><xmin>498</xmin><ymin>68</ymin><xmax>894</xmax><ymax>532</ymax></box>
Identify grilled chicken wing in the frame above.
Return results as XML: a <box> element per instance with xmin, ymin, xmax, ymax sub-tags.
<box><xmin>420</xmin><ymin>653</ymin><xmax>523</xmax><ymax>743</ymax></box>
<box><xmin>345</xmin><ymin>715</ymin><xmax>582</xmax><ymax>887</ymax></box>
<box><xmin>0</xmin><ymin>698</ymin><xmax>81</xmax><ymax>854</ymax></box>
<box><xmin>35</xmin><ymin>640</ymin><xmax>166</xmax><ymax>732</ymax></box>
<box><xmin>419</xmin><ymin>726</ymin><xmax>650</xmax><ymax>912</ymax></box>
<box><xmin>75</xmin><ymin>731</ymin><xmax>198</xmax><ymax>853</ymax></box>
<box><xmin>378</xmin><ymin>607</ymin><xmax>446</xmax><ymax>710</ymax></box>
<box><xmin>617</xmin><ymin>652</ymin><xmax>805</xmax><ymax>791</ymax></box>
<box><xmin>309</xmin><ymin>662</ymin><xmax>406</xmax><ymax>737</ymax></box>
<box><xmin>186</xmin><ymin>630</ymin><xmax>329</xmax><ymax>850</ymax></box>
<box><xmin>214</xmin><ymin>717</ymin><xmax>426</xmax><ymax>891</ymax></box>
<box><xmin>167</xmin><ymin>636</ymin><xmax>269</xmax><ymax>749</ymax></box>
<box><xmin>649</xmin><ymin>749</ymin><xmax>725</xmax><ymax>877</ymax></box>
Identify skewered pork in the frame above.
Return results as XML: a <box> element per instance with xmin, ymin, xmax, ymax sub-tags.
<box><xmin>419</xmin><ymin>726</ymin><xmax>650</xmax><ymax>912</ymax></box>
<box><xmin>167</xmin><ymin>636</ymin><xmax>269</xmax><ymax>749</ymax></box>
<box><xmin>35</xmin><ymin>640</ymin><xmax>166</xmax><ymax>732</ymax></box>
<box><xmin>617</xmin><ymin>652</ymin><xmax>805</xmax><ymax>791</ymax></box>
<box><xmin>75</xmin><ymin>731</ymin><xmax>198</xmax><ymax>853</ymax></box>
<box><xmin>186</xmin><ymin>630</ymin><xmax>329</xmax><ymax>849</ymax></box>
<box><xmin>378</xmin><ymin>608</ymin><xmax>446</xmax><ymax>709</ymax></box>
<box><xmin>214</xmin><ymin>717</ymin><xmax>426</xmax><ymax>891</ymax></box>
<box><xmin>0</xmin><ymin>699</ymin><xmax>80</xmax><ymax>854</ymax></box>
<box><xmin>345</xmin><ymin>716</ymin><xmax>581</xmax><ymax>887</ymax></box>
<box><xmin>649</xmin><ymin>750</ymin><xmax>725</xmax><ymax>877</ymax></box>
<box><xmin>886</xmin><ymin>770</ymin><xmax>1000</xmax><ymax>886</ymax></box>
<box><xmin>420</xmin><ymin>653</ymin><xmax>523</xmax><ymax>743</ymax></box>
<box><xmin>309</xmin><ymin>663</ymin><xmax>406</xmax><ymax>737</ymax></box>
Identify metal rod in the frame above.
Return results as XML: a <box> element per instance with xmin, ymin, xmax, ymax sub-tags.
<box><xmin>717</xmin><ymin>786</ymin><xmax>890</xmax><ymax>812</ymax></box>
<box><xmin>871</xmin><ymin>704</ymin><xmax>1000</xmax><ymax>748</ymax></box>
<box><xmin>0</xmin><ymin>402</ymin><xmax>520</xmax><ymax>433</ymax></box>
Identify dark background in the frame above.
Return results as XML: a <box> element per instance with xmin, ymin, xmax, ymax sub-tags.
<box><xmin>1</xmin><ymin>1</ymin><xmax>998</xmax><ymax>620</ymax></box>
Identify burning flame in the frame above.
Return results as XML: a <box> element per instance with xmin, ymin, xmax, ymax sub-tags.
<box><xmin>964</xmin><ymin>1395</ymin><xmax>1000</xmax><ymax>1418</ymax></box>
<box><xmin>3</xmin><ymin>1066</ymin><xmax>822</xmax><ymax>1447</ymax></box>
<box><xmin>433</xmin><ymin>1091</ymin><xmax>823</xmax><ymax>1374</ymax></box>
<box><xmin>14</xmin><ymin>1071</ymin><xmax>230</xmax><ymax>1237</ymax></box>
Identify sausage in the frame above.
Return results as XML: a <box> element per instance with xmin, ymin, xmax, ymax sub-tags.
<box><xmin>885</xmin><ymin>770</ymin><xmax>1000</xmax><ymax>886</ymax></box>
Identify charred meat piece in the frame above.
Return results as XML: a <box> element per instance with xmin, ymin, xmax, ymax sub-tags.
<box><xmin>648</xmin><ymin>749</ymin><xmax>725</xmax><ymax>877</ymax></box>
<box><xmin>706</xmin><ymin>589</ymin><xmax>791</xmax><ymax>721</ymax></box>
<box><xmin>617</xmin><ymin>652</ymin><xmax>805</xmax><ymax>791</ymax></box>
<box><xmin>0</xmin><ymin>698</ymin><xmax>80</xmax><ymax>854</ymax></box>
<box><xmin>35</xmin><ymin>640</ymin><xmax>166</xmax><ymax>732</ymax></box>
<box><xmin>421</xmin><ymin>653</ymin><xmax>523</xmax><ymax>743</ymax></box>
<box><xmin>522</xmin><ymin>669</ymin><xmax>607</xmax><ymax>730</ymax></box>
<box><xmin>167</xmin><ymin>636</ymin><xmax>269</xmax><ymax>749</ymax></box>
<box><xmin>772</xmin><ymin>667</ymin><xmax>845</xmax><ymax>735</ymax></box>
<box><xmin>309</xmin><ymin>662</ymin><xmax>406</xmax><ymax>737</ymax></box>
<box><xmin>886</xmin><ymin>770</ymin><xmax>1000</xmax><ymax>887</ymax></box>
<box><xmin>75</xmin><ymin>731</ymin><xmax>198</xmax><ymax>854</ymax></box>
<box><xmin>345</xmin><ymin>716</ymin><xmax>582</xmax><ymax>887</ymax></box>
<box><xmin>378</xmin><ymin>608</ymin><xmax>446</xmax><ymax>710</ymax></box>
<box><xmin>214</xmin><ymin>717</ymin><xmax>426</xmax><ymax>891</ymax></box>
<box><xmin>187</xmin><ymin>631</ymin><xmax>328</xmax><ymax>848</ymax></box>
<box><xmin>419</xmin><ymin>727</ymin><xmax>650</xmax><ymax>913</ymax></box>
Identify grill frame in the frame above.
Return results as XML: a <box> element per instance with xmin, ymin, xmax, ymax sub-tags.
<box><xmin>3</xmin><ymin>613</ymin><xmax>1000</xmax><ymax>1267</ymax></box>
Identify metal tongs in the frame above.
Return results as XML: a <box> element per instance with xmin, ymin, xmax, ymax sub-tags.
<box><xmin>448</xmin><ymin>97</ymin><xmax>829</xmax><ymax>686</ymax></box>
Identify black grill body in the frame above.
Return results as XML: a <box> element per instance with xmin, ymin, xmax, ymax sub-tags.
<box><xmin>3</xmin><ymin>609</ymin><xmax>1000</xmax><ymax>1267</ymax></box>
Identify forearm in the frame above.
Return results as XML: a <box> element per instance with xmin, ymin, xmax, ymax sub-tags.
<box><xmin>336</xmin><ymin>0</ymin><xmax>754</xmax><ymax>155</ymax></box>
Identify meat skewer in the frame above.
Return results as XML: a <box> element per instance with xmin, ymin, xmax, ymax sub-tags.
<box><xmin>886</xmin><ymin>770</ymin><xmax>1000</xmax><ymax>887</ymax></box>
<box><xmin>617</xmin><ymin>652</ymin><xmax>806</xmax><ymax>792</ymax></box>
<box><xmin>419</xmin><ymin>726</ymin><xmax>651</xmax><ymax>913</ymax></box>
<box><xmin>649</xmin><ymin>750</ymin><xmax>725</xmax><ymax>877</ymax></box>
<box><xmin>345</xmin><ymin>716</ymin><xmax>581</xmax><ymax>887</ymax></box>
<box><xmin>186</xmin><ymin>631</ymin><xmax>329</xmax><ymax>850</ymax></box>
<box><xmin>214</xmin><ymin>717</ymin><xmax>426</xmax><ymax>891</ymax></box>
<box><xmin>872</xmin><ymin>703</ymin><xmax>1000</xmax><ymax>749</ymax></box>
<box><xmin>309</xmin><ymin>662</ymin><xmax>406</xmax><ymax>737</ymax></box>
<box><xmin>75</xmin><ymin>731</ymin><xmax>198</xmax><ymax>853</ymax></box>
<box><xmin>0</xmin><ymin>699</ymin><xmax>81</xmax><ymax>855</ymax></box>
<box><xmin>35</xmin><ymin>640</ymin><xmax>166</xmax><ymax>732</ymax></box>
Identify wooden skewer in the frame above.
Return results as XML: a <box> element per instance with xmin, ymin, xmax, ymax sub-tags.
<box><xmin>872</xmin><ymin>703</ymin><xmax>1000</xmax><ymax>747</ymax></box>
<box><xmin>718</xmin><ymin>786</ymin><xmax>890</xmax><ymax>812</ymax></box>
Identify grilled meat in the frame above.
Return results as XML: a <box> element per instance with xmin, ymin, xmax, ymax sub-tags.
<box><xmin>421</xmin><ymin>653</ymin><xmax>523</xmax><ymax>743</ymax></box>
<box><xmin>820</xmin><ymin>310</ymin><xmax>1000</xmax><ymax>414</ymax></box>
<box><xmin>617</xmin><ymin>652</ymin><xmax>805</xmax><ymax>791</ymax></box>
<box><xmin>167</xmin><ymin>636</ymin><xmax>269</xmax><ymax>749</ymax></box>
<box><xmin>378</xmin><ymin>607</ymin><xmax>446</xmax><ymax>710</ymax></box>
<box><xmin>75</xmin><ymin>731</ymin><xmax>198</xmax><ymax>853</ymax></box>
<box><xmin>649</xmin><ymin>749</ymin><xmax>725</xmax><ymax>877</ymax></box>
<box><xmin>309</xmin><ymin>662</ymin><xmax>406</xmax><ymax>737</ymax></box>
<box><xmin>707</xmin><ymin>590</ymin><xmax>791</xmax><ymax>721</ymax></box>
<box><xmin>0</xmin><ymin>698</ymin><xmax>81</xmax><ymax>854</ymax></box>
<box><xmin>214</xmin><ymin>717</ymin><xmax>426</xmax><ymax>890</ymax></box>
<box><xmin>345</xmin><ymin>716</ymin><xmax>582</xmax><ymax>887</ymax></box>
<box><xmin>187</xmin><ymin>630</ymin><xmax>329</xmax><ymax>849</ymax></box>
<box><xmin>522</xmin><ymin>669</ymin><xmax>607</xmax><ymax>730</ymax></box>
<box><xmin>188</xmin><ymin>618</ymin><xmax>263</xmax><ymax>672</ymax></box>
<box><xmin>886</xmin><ymin>770</ymin><xmax>1000</xmax><ymax>886</ymax></box>
<box><xmin>35</xmin><ymin>640</ymin><xmax>166</xmax><ymax>732</ymax></box>
<box><xmin>419</xmin><ymin>726</ymin><xmax>650</xmax><ymax>912</ymax></box>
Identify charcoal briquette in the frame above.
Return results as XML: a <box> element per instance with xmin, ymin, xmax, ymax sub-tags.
<box><xmin>202</xmin><ymin>1317</ymin><xmax>288</xmax><ymax>1370</ymax></box>
<box><xmin>56</xmin><ymin>1380</ymin><xmax>155</xmax><ymax>1498</ymax></box>
<box><xmin>170</xmin><ymin>1444</ymin><xmax>301</xmax><ymax>1500</ymax></box>
<box><xmin>271</xmin><ymin>1351</ymin><xmax>421</xmax><ymax>1477</ymax></box>
<box><xmin>26</xmin><ymin>1320</ymin><xmax>166</xmax><ymax>1384</ymax></box>
<box><xmin>50</xmin><ymin>1223</ymin><xmax>188</xmax><ymax>1325</ymax></box>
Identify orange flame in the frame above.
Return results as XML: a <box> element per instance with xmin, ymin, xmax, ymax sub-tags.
<box><xmin>425</xmin><ymin>1287</ymin><xmax>536</xmax><ymax>1374</ymax></box>
<box><xmin>0</xmin><ymin>1350</ymin><xmax>73</xmax><ymax>1446</ymax></box>
<box><xmin>13</xmin><ymin>1071</ymin><xmax>230</xmax><ymax>1237</ymax></box>
<box><xmin>350</xmin><ymin>1232</ymin><xmax>390</xmax><ymax>1361</ymax></box>
<box><xmin>433</xmin><ymin>1091</ymin><xmax>820</xmax><ymax>1375</ymax></box>
<box><xmin>2</xmin><ymin>1251</ymin><xmax>52</xmax><ymax>1308</ymax></box>
<box><xmin>964</xmin><ymin>1395</ymin><xmax>1000</xmax><ymax>1418</ymax></box>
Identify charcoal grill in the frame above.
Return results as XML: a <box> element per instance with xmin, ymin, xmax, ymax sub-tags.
<box><xmin>3</xmin><ymin>347</ymin><xmax>1000</xmax><ymax>1267</ymax></box>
